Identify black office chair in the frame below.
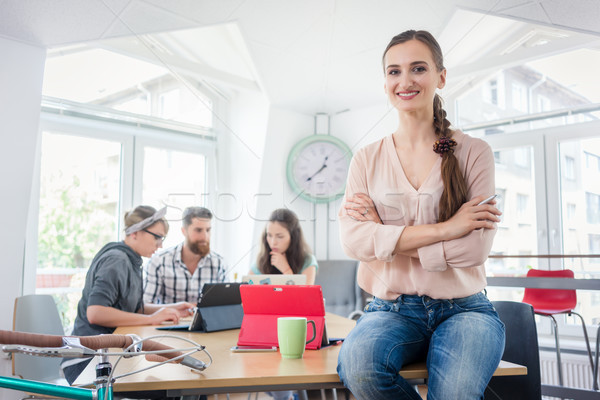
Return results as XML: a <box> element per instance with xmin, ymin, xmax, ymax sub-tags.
<box><xmin>484</xmin><ymin>301</ymin><xmax>542</xmax><ymax>400</ymax></box>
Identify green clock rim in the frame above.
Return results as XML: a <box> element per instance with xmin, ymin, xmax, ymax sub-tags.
<box><xmin>286</xmin><ymin>134</ymin><xmax>353</xmax><ymax>203</ymax></box>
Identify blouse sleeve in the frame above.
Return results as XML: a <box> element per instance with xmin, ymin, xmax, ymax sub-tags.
<box><xmin>250</xmin><ymin>262</ymin><xmax>260</xmax><ymax>274</ymax></box>
<box><xmin>301</xmin><ymin>254</ymin><xmax>318</xmax><ymax>272</ymax></box>
<box><xmin>418</xmin><ymin>141</ymin><xmax>497</xmax><ymax>270</ymax></box>
<box><xmin>339</xmin><ymin>149</ymin><xmax>405</xmax><ymax>262</ymax></box>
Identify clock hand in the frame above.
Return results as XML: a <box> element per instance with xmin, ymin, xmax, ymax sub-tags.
<box><xmin>306</xmin><ymin>156</ymin><xmax>328</xmax><ymax>182</ymax></box>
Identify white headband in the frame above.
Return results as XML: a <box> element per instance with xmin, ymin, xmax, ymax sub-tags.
<box><xmin>125</xmin><ymin>207</ymin><xmax>167</xmax><ymax>235</ymax></box>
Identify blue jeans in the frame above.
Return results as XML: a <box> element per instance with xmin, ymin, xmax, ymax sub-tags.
<box><xmin>337</xmin><ymin>292</ymin><xmax>505</xmax><ymax>400</ymax></box>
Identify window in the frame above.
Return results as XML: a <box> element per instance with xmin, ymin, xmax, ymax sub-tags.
<box><xmin>566</xmin><ymin>203</ymin><xmax>576</xmax><ymax>221</ymax></box>
<box><xmin>36</xmin><ymin>132</ymin><xmax>122</xmax><ymax>326</ymax></box>
<box><xmin>486</xmin><ymin>145</ymin><xmax>538</xmax><ymax>275</ymax></box>
<box><xmin>585</xmin><ymin>151</ymin><xmax>600</xmax><ymax>172</ymax></box>
<box><xmin>511</xmin><ymin>83</ymin><xmax>528</xmax><ymax>112</ymax></box>
<box><xmin>516</xmin><ymin>193</ymin><xmax>529</xmax><ymax>218</ymax></box>
<box><xmin>590</xmin><ymin>234</ymin><xmax>600</xmax><ymax>253</ymax></box>
<box><xmin>140</xmin><ymin>145</ymin><xmax>208</xmax><ymax>250</ymax></box>
<box><xmin>32</xmin><ymin>114</ymin><xmax>215</xmax><ymax>331</ymax></box>
<box><xmin>537</xmin><ymin>95</ymin><xmax>550</xmax><ymax>112</ymax></box>
<box><xmin>514</xmin><ymin>147</ymin><xmax>530</xmax><ymax>168</ymax></box>
<box><xmin>586</xmin><ymin>192</ymin><xmax>600</xmax><ymax>224</ymax></box>
<box><xmin>43</xmin><ymin>48</ymin><xmax>215</xmax><ymax>133</ymax></box>
<box><xmin>485</xmin><ymin>79</ymin><xmax>498</xmax><ymax>105</ymax></box>
<box><xmin>493</xmin><ymin>151</ymin><xmax>502</xmax><ymax>164</ymax></box>
<box><xmin>564</xmin><ymin>156</ymin><xmax>576</xmax><ymax>180</ymax></box>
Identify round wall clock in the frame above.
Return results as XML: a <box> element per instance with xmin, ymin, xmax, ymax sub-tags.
<box><xmin>286</xmin><ymin>135</ymin><xmax>352</xmax><ymax>203</ymax></box>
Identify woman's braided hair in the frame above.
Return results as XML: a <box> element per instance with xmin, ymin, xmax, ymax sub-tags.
<box><xmin>383</xmin><ymin>30</ymin><xmax>468</xmax><ymax>222</ymax></box>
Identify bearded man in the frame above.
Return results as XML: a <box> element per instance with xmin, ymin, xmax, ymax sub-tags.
<box><xmin>143</xmin><ymin>207</ymin><xmax>228</xmax><ymax>304</ymax></box>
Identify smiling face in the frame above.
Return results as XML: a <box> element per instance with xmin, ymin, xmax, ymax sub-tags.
<box><xmin>266</xmin><ymin>221</ymin><xmax>291</xmax><ymax>254</ymax></box>
<box><xmin>383</xmin><ymin>39</ymin><xmax>446</xmax><ymax>114</ymax></box>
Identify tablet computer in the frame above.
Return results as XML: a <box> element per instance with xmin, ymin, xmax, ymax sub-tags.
<box><xmin>156</xmin><ymin>282</ymin><xmax>243</xmax><ymax>332</ymax></box>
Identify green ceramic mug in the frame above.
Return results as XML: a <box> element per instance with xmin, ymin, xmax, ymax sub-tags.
<box><xmin>277</xmin><ymin>317</ymin><xmax>317</xmax><ymax>359</ymax></box>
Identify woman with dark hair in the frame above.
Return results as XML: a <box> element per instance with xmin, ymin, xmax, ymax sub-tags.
<box><xmin>337</xmin><ymin>30</ymin><xmax>505</xmax><ymax>399</ymax></box>
<box><xmin>250</xmin><ymin>208</ymin><xmax>318</xmax><ymax>285</ymax></box>
<box><xmin>250</xmin><ymin>208</ymin><xmax>318</xmax><ymax>400</ymax></box>
<box><xmin>62</xmin><ymin>205</ymin><xmax>194</xmax><ymax>385</ymax></box>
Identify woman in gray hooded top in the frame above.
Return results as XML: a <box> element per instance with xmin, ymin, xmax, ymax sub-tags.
<box><xmin>62</xmin><ymin>205</ymin><xmax>194</xmax><ymax>384</ymax></box>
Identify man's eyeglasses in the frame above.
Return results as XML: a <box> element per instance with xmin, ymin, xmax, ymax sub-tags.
<box><xmin>142</xmin><ymin>229</ymin><xmax>165</xmax><ymax>242</ymax></box>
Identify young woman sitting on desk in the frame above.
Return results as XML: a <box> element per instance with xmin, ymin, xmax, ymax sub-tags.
<box><xmin>249</xmin><ymin>208</ymin><xmax>318</xmax><ymax>285</ymax></box>
<box><xmin>337</xmin><ymin>30</ymin><xmax>505</xmax><ymax>400</ymax></box>
<box><xmin>62</xmin><ymin>205</ymin><xmax>194</xmax><ymax>385</ymax></box>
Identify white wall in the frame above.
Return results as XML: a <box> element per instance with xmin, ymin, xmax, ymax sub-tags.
<box><xmin>0</xmin><ymin>36</ymin><xmax>46</xmax><ymax>398</ymax></box>
<box><xmin>214</xmin><ymin>89</ymin><xmax>270</xmax><ymax>279</ymax></box>
<box><xmin>247</xmin><ymin>102</ymin><xmax>399</xmax><ymax>264</ymax></box>
<box><xmin>251</xmin><ymin>107</ymin><xmax>315</xmax><ymax>260</ymax></box>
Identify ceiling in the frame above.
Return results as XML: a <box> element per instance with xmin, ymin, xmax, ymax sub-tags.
<box><xmin>2</xmin><ymin>0</ymin><xmax>600</xmax><ymax>115</ymax></box>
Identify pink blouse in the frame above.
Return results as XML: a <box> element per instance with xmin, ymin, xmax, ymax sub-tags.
<box><xmin>339</xmin><ymin>130</ymin><xmax>496</xmax><ymax>300</ymax></box>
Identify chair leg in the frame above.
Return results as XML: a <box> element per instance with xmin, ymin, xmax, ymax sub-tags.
<box><xmin>548</xmin><ymin>315</ymin><xmax>564</xmax><ymax>386</ymax></box>
<box><xmin>594</xmin><ymin>325</ymin><xmax>600</xmax><ymax>391</ymax></box>
<box><xmin>569</xmin><ymin>311</ymin><xmax>595</xmax><ymax>375</ymax></box>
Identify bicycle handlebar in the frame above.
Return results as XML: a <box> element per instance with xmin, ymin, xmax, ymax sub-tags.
<box><xmin>0</xmin><ymin>330</ymin><xmax>207</xmax><ymax>371</ymax></box>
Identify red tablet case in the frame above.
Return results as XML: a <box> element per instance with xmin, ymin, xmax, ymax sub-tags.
<box><xmin>237</xmin><ymin>285</ymin><xmax>328</xmax><ymax>350</ymax></box>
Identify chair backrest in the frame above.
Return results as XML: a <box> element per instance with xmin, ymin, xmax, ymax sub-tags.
<box><xmin>13</xmin><ymin>294</ymin><xmax>65</xmax><ymax>382</ymax></box>
<box><xmin>484</xmin><ymin>301</ymin><xmax>542</xmax><ymax>400</ymax></box>
<box><xmin>522</xmin><ymin>268</ymin><xmax>577</xmax><ymax>311</ymax></box>
<box><xmin>315</xmin><ymin>259</ymin><xmax>366</xmax><ymax>318</ymax></box>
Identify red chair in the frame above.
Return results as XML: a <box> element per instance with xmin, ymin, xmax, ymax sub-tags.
<box><xmin>522</xmin><ymin>268</ymin><xmax>594</xmax><ymax>386</ymax></box>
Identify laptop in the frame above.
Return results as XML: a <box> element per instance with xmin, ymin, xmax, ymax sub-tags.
<box><xmin>241</xmin><ymin>274</ymin><xmax>306</xmax><ymax>285</ymax></box>
<box><xmin>156</xmin><ymin>282</ymin><xmax>243</xmax><ymax>332</ymax></box>
<box><xmin>237</xmin><ymin>285</ymin><xmax>329</xmax><ymax>350</ymax></box>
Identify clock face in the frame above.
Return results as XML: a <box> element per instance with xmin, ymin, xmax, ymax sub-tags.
<box><xmin>286</xmin><ymin>135</ymin><xmax>352</xmax><ymax>203</ymax></box>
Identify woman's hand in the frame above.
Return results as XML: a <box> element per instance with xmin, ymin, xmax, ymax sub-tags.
<box><xmin>344</xmin><ymin>193</ymin><xmax>382</xmax><ymax>224</ymax></box>
<box><xmin>168</xmin><ymin>301</ymin><xmax>195</xmax><ymax>317</ymax></box>
<box><xmin>148</xmin><ymin>307</ymin><xmax>182</xmax><ymax>325</ymax></box>
<box><xmin>270</xmin><ymin>251</ymin><xmax>292</xmax><ymax>274</ymax></box>
<box><xmin>440</xmin><ymin>195</ymin><xmax>502</xmax><ymax>240</ymax></box>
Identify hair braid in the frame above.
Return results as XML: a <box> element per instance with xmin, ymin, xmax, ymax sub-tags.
<box><xmin>433</xmin><ymin>94</ymin><xmax>468</xmax><ymax>222</ymax></box>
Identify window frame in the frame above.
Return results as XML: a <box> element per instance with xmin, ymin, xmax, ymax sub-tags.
<box><xmin>484</xmin><ymin>119</ymin><xmax>600</xmax><ymax>338</ymax></box>
<box><xmin>23</xmin><ymin>109</ymin><xmax>217</xmax><ymax>295</ymax></box>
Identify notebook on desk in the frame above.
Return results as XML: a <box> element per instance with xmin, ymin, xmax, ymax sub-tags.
<box><xmin>237</xmin><ymin>285</ymin><xmax>328</xmax><ymax>350</ymax></box>
<box><xmin>156</xmin><ymin>282</ymin><xmax>243</xmax><ymax>332</ymax></box>
<box><xmin>241</xmin><ymin>274</ymin><xmax>306</xmax><ymax>285</ymax></box>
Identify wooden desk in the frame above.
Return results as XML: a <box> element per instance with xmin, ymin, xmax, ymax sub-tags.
<box><xmin>75</xmin><ymin>313</ymin><xmax>526</xmax><ymax>396</ymax></box>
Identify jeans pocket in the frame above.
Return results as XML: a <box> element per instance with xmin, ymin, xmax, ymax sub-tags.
<box><xmin>452</xmin><ymin>293</ymin><xmax>494</xmax><ymax>312</ymax></box>
<box><xmin>364</xmin><ymin>297</ymin><xmax>394</xmax><ymax>312</ymax></box>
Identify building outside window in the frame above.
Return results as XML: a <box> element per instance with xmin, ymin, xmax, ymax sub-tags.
<box><xmin>564</xmin><ymin>156</ymin><xmax>576</xmax><ymax>180</ymax></box>
<box><xmin>511</xmin><ymin>82</ymin><xmax>528</xmax><ymax>113</ymax></box>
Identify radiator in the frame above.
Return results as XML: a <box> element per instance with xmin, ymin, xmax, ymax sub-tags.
<box><xmin>540</xmin><ymin>351</ymin><xmax>595</xmax><ymax>390</ymax></box>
